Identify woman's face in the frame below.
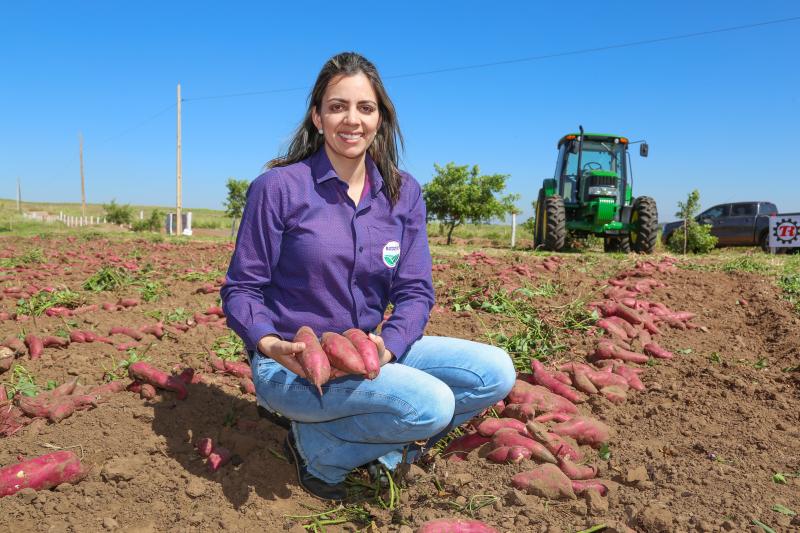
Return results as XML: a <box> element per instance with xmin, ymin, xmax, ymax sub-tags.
<box><xmin>312</xmin><ymin>72</ymin><xmax>382</xmax><ymax>164</ymax></box>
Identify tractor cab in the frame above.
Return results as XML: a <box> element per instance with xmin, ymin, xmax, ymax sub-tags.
<box><xmin>556</xmin><ymin>134</ymin><xmax>630</xmax><ymax>209</ymax></box>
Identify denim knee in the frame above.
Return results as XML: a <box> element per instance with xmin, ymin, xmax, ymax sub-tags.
<box><xmin>485</xmin><ymin>345</ymin><xmax>517</xmax><ymax>402</ymax></box>
<box><xmin>398</xmin><ymin>379</ymin><xmax>455</xmax><ymax>440</ymax></box>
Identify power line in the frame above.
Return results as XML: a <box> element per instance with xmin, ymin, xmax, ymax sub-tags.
<box><xmin>95</xmin><ymin>102</ymin><xmax>176</xmax><ymax>146</ymax></box>
<box><xmin>183</xmin><ymin>15</ymin><xmax>800</xmax><ymax>102</ymax></box>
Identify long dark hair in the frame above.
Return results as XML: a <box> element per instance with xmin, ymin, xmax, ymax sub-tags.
<box><xmin>268</xmin><ymin>52</ymin><xmax>405</xmax><ymax>205</ymax></box>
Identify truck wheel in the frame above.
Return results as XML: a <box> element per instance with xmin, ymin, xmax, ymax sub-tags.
<box><xmin>630</xmin><ymin>196</ymin><xmax>658</xmax><ymax>253</ymax></box>
<box><xmin>604</xmin><ymin>235</ymin><xmax>631</xmax><ymax>253</ymax></box>
<box><xmin>533</xmin><ymin>189</ymin><xmax>545</xmax><ymax>249</ymax></box>
<box><xmin>759</xmin><ymin>231</ymin><xmax>770</xmax><ymax>253</ymax></box>
<box><xmin>543</xmin><ymin>195</ymin><xmax>566</xmax><ymax>251</ymax></box>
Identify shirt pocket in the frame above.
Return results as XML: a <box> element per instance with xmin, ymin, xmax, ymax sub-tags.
<box><xmin>367</xmin><ymin>225</ymin><xmax>403</xmax><ymax>285</ymax></box>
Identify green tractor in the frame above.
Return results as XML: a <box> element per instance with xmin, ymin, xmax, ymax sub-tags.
<box><xmin>533</xmin><ymin>126</ymin><xmax>658</xmax><ymax>253</ymax></box>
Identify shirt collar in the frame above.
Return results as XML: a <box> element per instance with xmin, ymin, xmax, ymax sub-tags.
<box><xmin>310</xmin><ymin>146</ymin><xmax>385</xmax><ymax>198</ymax></box>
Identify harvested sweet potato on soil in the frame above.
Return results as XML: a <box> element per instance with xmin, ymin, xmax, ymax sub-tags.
<box><xmin>441</xmin><ymin>432</ymin><xmax>491</xmax><ymax>461</ymax></box>
<box><xmin>531</xmin><ymin>359</ymin><xmax>584</xmax><ymax>403</ymax></box>
<box><xmin>491</xmin><ymin>428</ymin><xmax>556</xmax><ymax>464</ymax></box>
<box><xmin>476</xmin><ymin>417</ymin><xmax>528</xmax><ymax>437</ymax></box>
<box><xmin>551</xmin><ymin>416</ymin><xmax>611</xmax><ymax>448</ymax></box>
<box><xmin>128</xmin><ymin>362</ymin><xmax>187</xmax><ymax>400</ymax></box>
<box><xmin>512</xmin><ymin>463</ymin><xmax>576</xmax><ymax>500</ymax></box>
<box><xmin>416</xmin><ymin>518</ymin><xmax>499</xmax><ymax>532</ymax></box>
<box><xmin>506</xmin><ymin>380</ymin><xmax>578</xmax><ymax>414</ymax></box>
<box><xmin>0</xmin><ymin>451</ymin><xmax>88</xmax><ymax>497</ymax></box>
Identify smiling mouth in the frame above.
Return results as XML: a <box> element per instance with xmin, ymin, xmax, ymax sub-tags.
<box><xmin>338</xmin><ymin>132</ymin><xmax>363</xmax><ymax>141</ymax></box>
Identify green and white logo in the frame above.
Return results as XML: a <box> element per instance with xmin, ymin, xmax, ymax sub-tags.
<box><xmin>382</xmin><ymin>240</ymin><xmax>400</xmax><ymax>268</ymax></box>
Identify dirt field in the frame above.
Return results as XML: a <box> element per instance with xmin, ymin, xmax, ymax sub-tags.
<box><xmin>1</xmin><ymin>234</ymin><xmax>798</xmax><ymax>533</ymax></box>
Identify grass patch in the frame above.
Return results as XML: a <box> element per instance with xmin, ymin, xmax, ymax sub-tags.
<box><xmin>721</xmin><ymin>256</ymin><xmax>770</xmax><ymax>273</ymax></box>
<box><xmin>212</xmin><ymin>331</ymin><xmax>245</xmax><ymax>361</ymax></box>
<box><xmin>83</xmin><ymin>266</ymin><xmax>135</xmax><ymax>292</ymax></box>
<box><xmin>16</xmin><ymin>289</ymin><xmax>84</xmax><ymax>317</ymax></box>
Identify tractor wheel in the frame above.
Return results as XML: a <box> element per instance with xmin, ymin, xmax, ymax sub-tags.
<box><xmin>630</xmin><ymin>196</ymin><xmax>658</xmax><ymax>253</ymax></box>
<box><xmin>533</xmin><ymin>189</ymin><xmax>545</xmax><ymax>249</ymax></box>
<box><xmin>604</xmin><ymin>235</ymin><xmax>631</xmax><ymax>253</ymax></box>
<box><xmin>543</xmin><ymin>195</ymin><xmax>566</xmax><ymax>251</ymax></box>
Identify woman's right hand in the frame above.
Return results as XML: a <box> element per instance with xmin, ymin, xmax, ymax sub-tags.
<box><xmin>257</xmin><ymin>335</ymin><xmax>308</xmax><ymax>378</ymax></box>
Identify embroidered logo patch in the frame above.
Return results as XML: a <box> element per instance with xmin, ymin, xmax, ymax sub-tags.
<box><xmin>382</xmin><ymin>241</ymin><xmax>400</xmax><ymax>268</ymax></box>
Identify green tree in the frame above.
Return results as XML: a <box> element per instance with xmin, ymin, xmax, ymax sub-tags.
<box><xmin>668</xmin><ymin>189</ymin><xmax>718</xmax><ymax>254</ymax></box>
<box><xmin>224</xmin><ymin>178</ymin><xmax>250</xmax><ymax>238</ymax></box>
<box><xmin>422</xmin><ymin>162</ymin><xmax>518</xmax><ymax>245</ymax></box>
<box><xmin>103</xmin><ymin>199</ymin><xmax>133</xmax><ymax>225</ymax></box>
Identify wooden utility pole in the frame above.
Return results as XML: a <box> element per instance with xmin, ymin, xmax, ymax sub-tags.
<box><xmin>79</xmin><ymin>132</ymin><xmax>86</xmax><ymax>217</ymax></box>
<box><xmin>176</xmin><ymin>83</ymin><xmax>183</xmax><ymax>236</ymax></box>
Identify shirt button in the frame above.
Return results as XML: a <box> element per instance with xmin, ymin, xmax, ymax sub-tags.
<box><xmin>359</xmin><ymin>246</ymin><xmax>364</xmax><ymax>253</ymax></box>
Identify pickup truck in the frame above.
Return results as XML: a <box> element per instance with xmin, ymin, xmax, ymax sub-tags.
<box><xmin>661</xmin><ymin>201</ymin><xmax>797</xmax><ymax>250</ymax></box>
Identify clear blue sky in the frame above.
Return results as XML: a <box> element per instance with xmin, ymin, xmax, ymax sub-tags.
<box><xmin>2</xmin><ymin>1</ymin><xmax>799</xmax><ymax>222</ymax></box>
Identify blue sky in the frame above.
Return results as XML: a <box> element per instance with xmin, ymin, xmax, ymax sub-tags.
<box><xmin>2</xmin><ymin>1</ymin><xmax>799</xmax><ymax>222</ymax></box>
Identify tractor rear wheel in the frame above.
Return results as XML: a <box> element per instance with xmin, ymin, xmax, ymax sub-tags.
<box><xmin>604</xmin><ymin>235</ymin><xmax>631</xmax><ymax>253</ymax></box>
<box><xmin>543</xmin><ymin>195</ymin><xmax>566</xmax><ymax>251</ymax></box>
<box><xmin>630</xmin><ymin>196</ymin><xmax>658</xmax><ymax>253</ymax></box>
<box><xmin>533</xmin><ymin>189</ymin><xmax>545</xmax><ymax>249</ymax></box>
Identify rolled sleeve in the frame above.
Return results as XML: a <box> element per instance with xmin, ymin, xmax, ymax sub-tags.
<box><xmin>220</xmin><ymin>171</ymin><xmax>285</xmax><ymax>351</ymax></box>
<box><xmin>380</xmin><ymin>180</ymin><xmax>435</xmax><ymax>358</ymax></box>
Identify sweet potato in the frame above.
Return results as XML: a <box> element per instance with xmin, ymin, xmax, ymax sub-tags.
<box><xmin>196</xmin><ymin>438</ymin><xmax>214</xmax><ymax>458</ymax></box>
<box><xmin>511</xmin><ymin>463</ymin><xmax>576</xmax><ymax>500</ymax></box>
<box><xmin>476</xmin><ymin>417</ymin><xmax>528</xmax><ymax>437</ymax></box>
<box><xmin>441</xmin><ymin>432</ymin><xmax>491</xmax><ymax>461</ymax></box>
<box><xmin>501</xmin><ymin>403</ymin><xmax>537</xmax><ymax>422</ymax></box>
<box><xmin>486</xmin><ymin>445</ymin><xmax>531</xmax><ymax>464</ymax></box>
<box><xmin>294</xmin><ymin>326</ymin><xmax>331</xmax><ymax>395</ymax></box>
<box><xmin>531</xmin><ymin>360</ymin><xmax>584</xmax><ymax>403</ymax></box>
<box><xmin>591</xmin><ymin>341</ymin><xmax>648</xmax><ymax>364</ymax></box>
<box><xmin>223</xmin><ymin>360</ymin><xmax>252</xmax><ymax>379</ymax></box>
<box><xmin>321</xmin><ymin>332</ymin><xmax>366</xmax><ymax>376</ymax></box>
<box><xmin>571</xmin><ymin>479</ymin><xmax>608</xmax><ymax>496</ymax></box>
<box><xmin>533</xmin><ymin>412</ymin><xmax>573</xmax><ymax>423</ymax></box>
<box><xmin>343</xmin><ymin>328</ymin><xmax>380</xmax><ymax>379</ymax></box>
<box><xmin>525</xmin><ymin>421</ymin><xmax>583</xmax><ymax>462</ymax></box>
<box><xmin>605</xmin><ymin>316</ymin><xmax>638</xmax><ymax>337</ymax></box>
<box><xmin>69</xmin><ymin>330</ymin><xmax>87</xmax><ymax>343</ymax></box>
<box><xmin>139</xmin><ymin>384</ymin><xmax>157</xmax><ymax>399</ymax></box>
<box><xmin>0</xmin><ymin>451</ymin><xmax>88</xmax><ymax>497</ymax></box>
<box><xmin>506</xmin><ymin>381</ymin><xmax>578</xmax><ymax>414</ymax></box>
<box><xmin>41</xmin><ymin>336</ymin><xmax>69</xmax><ymax>349</ymax></box>
<box><xmin>2</xmin><ymin>336</ymin><xmax>25</xmax><ymax>356</ymax></box>
<box><xmin>644</xmin><ymin>342</ymin><xmax>674</xmax><ymax>359</ymax></box>
<box><xmin>90</xmin><ymin>381</ymin><xmax>126</xmax><ymax>396</ymax></box>
<box><xmin>204</xmin><ymin>306</ymin><xmax>225</xmax><ymax>318</ymax></box>
<box><xmin>0</xmin><ymin>349</ymin><xmax>12</xmax><ymax>373</ymax></box>
<box><xmin>139</xmin><ymin>323</ymin><xmax>165</xmax><ymax>340</ymax></box>
<box><xmin>596</xmin><ymin>318</ymin><xmax>630</xmax><ymax>341</ymax></box>
<box><xmin>551</xmin><ymin>416</ymin><xmax>611</xmax><ymax>448</ymax></box>
<box><xmin>128</xmin><ymin>362</ymin><xmax>188</xmax><ymax>400</ymax></box>
<box><xmin>584</xmin><ymin>370</ymin><xmax>629</xmax><ymax>390</ymax></box>
<box><xmin>416</xmin><ymin>519</ymin><xmax>499</xmax><ymax>533</ymax></box>
<box><xmin>108</xmin><ymin>326</ymin><xmax>143</xmax><ymax>341</ymax></box>
<box><xmin>116</xmin><ymin>298</ymin><xmax>140</xmax><ymax>308</ymax></box>
<box><xmin>600</xmin><ymin>385</ymin><xmax>627</xmax><ymax>404</ymax></box>
<box><xmin>24</xmin><ymin>334</ymin><xmax>43</xmax><ymax>359</ymax></box>
<box><xmin>612</xmin><ymin>364</ymin><xmax>645</xmax><ymax>391</ymax></box>
<box><xmin>101</xmin><ymin>302</ymin><xmax>117</xmax><ymax>312</ymax></box>
<box><xmin>558</xmin><ymin>456</ymin><xmax>599</xmax><ymax>480</ymax></box>
<box><xmin>208</xmin><ymin>445</ymin><xmax>232</xmax><ymax>472</ymax></box>
<box><xmin>572</xmin><ymin>370</ymin><xmax>598</xmax><ymax>395</ymax></box>
<box><xmin>491</xmin><ymin>428</ymin><xmax>556</xmax><ymax>464</ymax></box>
<box><xmin>239</xmin><ymin>377</ymin><xmax>255</xmax><ymax>395</ymax></box>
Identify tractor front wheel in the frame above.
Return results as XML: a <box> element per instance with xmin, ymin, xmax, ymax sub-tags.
<box><xmin>543</xmin><ymin>195</ymin><xmax>566</xmax><ymax>251</ymax></box>
<box><xmin>604</xmin><ymin>235</ymin><xmax>631</xmax><ymax>253</ymax></box>
<box><xmin>630</xmin><ymin>196</ymin><xmax>659</xmax><ymax>253</ymax></box>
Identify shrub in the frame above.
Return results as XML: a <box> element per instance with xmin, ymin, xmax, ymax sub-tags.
<box><xmin>667</xmin><ymin>222</ymin><xmax>717</xmax><ymax>254</ymax></box>
<box><xmin>103</xmin><ymin>199</ymin><xmax>133</xmax><ymax>225</ymax></box>
<box><xmin>131</xmin><ymin>210</ymin><xmax>163</xmax><ymax>232</ymax></box>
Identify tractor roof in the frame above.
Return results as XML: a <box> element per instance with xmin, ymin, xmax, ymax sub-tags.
<box><xmin>557</xmin><ymin>133</ymin><xmax>628</xmax><ymax>148</ymax></box>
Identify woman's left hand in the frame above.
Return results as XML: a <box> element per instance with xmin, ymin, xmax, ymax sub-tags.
<box><xmin>368</xmin><ymin>333</ymin><xmax>395</xmax><ymax>366</ymax></box>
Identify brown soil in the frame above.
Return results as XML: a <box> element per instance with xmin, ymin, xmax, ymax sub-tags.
<box><xmin>1</xmin><ymin>236</ymin><xmax>798</xmax><ymax>533</ymax></box>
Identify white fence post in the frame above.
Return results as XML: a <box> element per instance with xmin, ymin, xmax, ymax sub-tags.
<box><xmin>511</xmin><ymin>213</ymin><xmax>517</xmax><ymax>248</ymax></box>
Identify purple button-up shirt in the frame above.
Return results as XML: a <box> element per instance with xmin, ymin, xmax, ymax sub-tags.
<box><xmin>220</xmin><ymin>147</ymin><xmax>434</xmax><ymax>359</ymax></box>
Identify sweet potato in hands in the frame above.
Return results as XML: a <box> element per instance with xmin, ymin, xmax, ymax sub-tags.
<box><xmin>321</xmin><ymin>332</ymin><xmax>367</xmax><ymax>376</ymax></box>
<box><xmin>343</xmin><ymin>328</ymin><xmax>380</xmax><ymax>379</ymax></box>
<box><xmin>292</xmin><ymin>327</ymin><xmax>331</xmax><ymax>395</ymax></box>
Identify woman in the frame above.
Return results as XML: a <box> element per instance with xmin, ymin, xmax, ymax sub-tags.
<box><xmin>221</xmin><ymin>52</ymin><xmax>515</xmax><ymax>501</ymax></box>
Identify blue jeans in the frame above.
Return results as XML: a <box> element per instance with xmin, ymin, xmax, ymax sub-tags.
<box><xmin>252</xmin><ymin>335</ymin><xmax>516</xmax><ymax>484</ymax></box>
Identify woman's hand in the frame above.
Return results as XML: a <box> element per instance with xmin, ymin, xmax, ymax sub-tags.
<box><xmin>257</xmin><ymin>335</ymin><xmax>308</xmax><ymax>378</ymax></box>
<box><xmin>368</xmin><ymin>333</ymin><xmax>395</xmax><ymax>366</ymax></box>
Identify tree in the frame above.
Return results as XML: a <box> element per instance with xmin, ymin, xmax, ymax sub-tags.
<box><xmin>224</xmin><ymin>178</ymin><xmax>249</xmax><ymax>238</ymax></box>
<box><xmin>422</xmin><ymin>162</ymin><xmax>518</xmax><ymax>245</ymax></box>
<box><xmin>103</xmin><ymin>199</ymin><xmax>133</xmax><ymax>225</ymax></box>
<box><xmin>668</xmin><ymin>189</ymin><xmax>717</xmax><ymax>254</ymax></box>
